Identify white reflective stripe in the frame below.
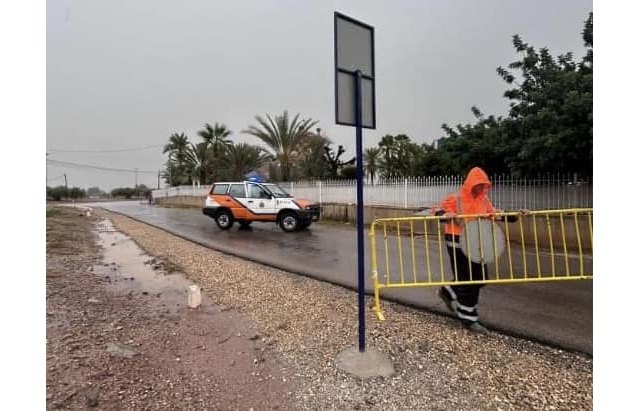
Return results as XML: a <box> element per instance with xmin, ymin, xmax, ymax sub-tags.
<box><xmin>446</xmin><ymin>241</ymin><xmax>461</xmax><ymax>248</ymax></box>
<box><xmin>456</xmin><ymin>312</ymin><xmax>478</xmax><ymax>322</ymax></box>
<box><xmin>444</xmin><ymin>285</ymin><xmax>458</xmax><ymax>300</ymax></box>
<box><xmin>456</xmin><ymin>303</ymin><xmax>477</xmax><ymax>313</ymax></box>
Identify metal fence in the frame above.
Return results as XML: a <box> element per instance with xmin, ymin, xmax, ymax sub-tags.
<box><xmin>369</xmin><ymin>208</ymin><xmax>593</xmax><ymax>321</ymax></box>
<box><xmin>283</xmin><ymin>175</ymin><xmax>592</xmax><ymax>210</ymax></box>
<box><xmin>152</xmin><ymin>174</ymin><xmax>592</xmax><ymax>211</ymax></box>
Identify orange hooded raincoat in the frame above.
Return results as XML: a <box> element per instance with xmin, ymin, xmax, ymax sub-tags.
<box><xmin>440</xmin><ymin>167</ymin><xmax>498</xmax><ymax>236</ymax></box>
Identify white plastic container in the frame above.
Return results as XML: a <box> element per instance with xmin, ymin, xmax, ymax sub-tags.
<box><xmin>187</xmin><ymin>285</ymin><xmax>202</xmax><ymax>309</ymax></box>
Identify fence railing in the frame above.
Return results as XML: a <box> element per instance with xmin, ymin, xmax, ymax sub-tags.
<box><xmin>151</xmin><ymin>174</ymin><xmax>592</xmax><ymax>211</ymax></box>
<box><xmin>284</xmin><ymin>175</ymin><xmax>592</xmax><ymax>210</ymax></box>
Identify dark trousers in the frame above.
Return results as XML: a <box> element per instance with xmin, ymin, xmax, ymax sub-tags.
<box><xmin>443</xmin><ymin>245</ymin><xmax>489</xmax><ymax>323</ymax></box>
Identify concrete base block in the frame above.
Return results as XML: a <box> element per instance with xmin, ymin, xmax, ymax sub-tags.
<box><xmin>336</xmin><ymin>346</ymin><xmax>394</xmax><ymax>378</ymax></box>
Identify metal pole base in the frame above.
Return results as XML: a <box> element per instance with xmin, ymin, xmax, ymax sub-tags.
<box><xmin>336</xmin><ymin>346</ymin><xmax>394</xmax><ymax>378</ymax></box>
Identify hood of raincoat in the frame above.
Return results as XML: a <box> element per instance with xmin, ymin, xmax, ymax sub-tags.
<box><xmin>458</xmin><ymin>167</ymin><xmax>494</xmax><ymax>216</ymax></box>
<box><xmin>440</xmin><ymin>167</ymin><xmax>495</xmax><ymax>236</ymax></box>
<box><xmin>460</xmin><ymin>167</ymin><xmax>492</xmax><ymax>205</ymax></box>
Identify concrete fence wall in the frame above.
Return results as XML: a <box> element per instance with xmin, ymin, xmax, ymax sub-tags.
<box><xmin>155</xmin><ymin>197</ymin><xmax>423</xmax><ymax>223</ymax></box>
<box><xmin>156</xmin><ymin>196</ymin><xmax>204</xmax><ymax>208</ymax></box>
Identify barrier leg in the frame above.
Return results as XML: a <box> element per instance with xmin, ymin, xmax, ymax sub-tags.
<box><xmin>372</xmin><ymin>274</ymin><xmax>385</xmax><ymax>321</ymax></box>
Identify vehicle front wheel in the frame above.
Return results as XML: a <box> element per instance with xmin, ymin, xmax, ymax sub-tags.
<box><xmin>215</xmin><ymin>210</ymin><xmax>234</xmax><ymax>230</ymax></box>
<box><xmin>279</xmin><ymin>212</ymin><xmax>300</xmax><ymax>232</ymax></box>
<box><xmin>299</xmin><ymin>220</ymin><xmax>311</xmax><ymax>230</ymax></box>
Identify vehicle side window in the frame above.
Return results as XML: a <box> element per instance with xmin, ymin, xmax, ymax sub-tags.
<box><xmin>248</xmin><ymin>184</ymin><xmax>270</xmax><ymax>199</ymax></box>
<box><xmin>228</xmin><ymin>184</ymin><xmax>246</xmax><ymax>198</ymax></box>
<box><xmin>211</xmin><ymin>184</ymin><xmax>229</xmax><ymax>194</ymax></box>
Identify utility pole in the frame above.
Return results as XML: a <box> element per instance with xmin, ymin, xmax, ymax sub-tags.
<box><xmin>157</xmin><ymin>170</ymin><xmax>161</xmax><ymax>190</ymax></box>
<box><xmin>64</xmin><ymin>173</ymin><xmax>68</xmax><ymax>190</ymax></box>
<box><xmin>135</xmin><ymin>168</ymin><xmax>138</xmax><ymax>197</ymax></box>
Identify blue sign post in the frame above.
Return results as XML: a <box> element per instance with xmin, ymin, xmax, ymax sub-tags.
<box><xmin>334</xmin><ymin>12</ymin><xmax>376</xmax><ymax>353</ymax></box>
<box><xmin>354</xmin><ymin>69</ymin><xmax>366</xmax><ymax>352</ymax></box>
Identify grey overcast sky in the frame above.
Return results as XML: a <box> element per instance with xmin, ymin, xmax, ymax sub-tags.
<box><xmin>46</xmin><ymin>0</ymin><xmax>592</xmax><ymax>190</ymax></box>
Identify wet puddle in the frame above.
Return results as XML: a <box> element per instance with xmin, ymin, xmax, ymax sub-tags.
<box><xmin>93</xmin><ymin>219</ymin><xmax>206</xmax><ymax>314</ymax></box>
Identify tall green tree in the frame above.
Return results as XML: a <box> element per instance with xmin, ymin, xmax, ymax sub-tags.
<box><xmin>495</xmin><ymin>15</ymin><xmax>592</xmax><ymax>177</ymax></box>
<box><xmin>377</xmin><ymin>134</ymin><xmax>421</xmax><ymax>178</ymax></box>
<box><xmin>438</xmin><ymin>110</ymin><xmax>512</xmax><ymax>175</ymax></box>
<box><xmin>197</xmin><ymin>122</ymin><xmax>232</xmax><ymax>156</ymax></box>
<box><xmin>413</xmin><ymin>142</ymin><xmax>456</xmax><ymax>176</ymax></box>
<box><xmin>164</xmin><ymin>158</ymin><xmax>192</xmax><ymax>185</ymax></box>
<box><xmin>220</xmin><ymin>143</ymin><xmax>271</xmax><ymax>181</ymax></box>
<box><xmin>197</xmin><ymin>122</ymin><xmax>232</xmax><ymax>181</ymax></box>
<box><xmin>364</xmin><ymin>147</ymin><xmax>381</xmax><ymax>183</ymax></box>
<box><xmin>162</xmin><ymin>133</ymin><xmax>191</xmax><ymax>185</ymax></box>
<box><xmin>299</xmin><ymin>129</ymin><xmax>332</xmax><ymax>179</ymax></box>
<box><xmin>243</xmin><ymin>110</ymin><xmax>318</xmax><ymax>181</ymax></box>
<box><xmin>323</xmin><ymin>144</ymin><xmax>355</xmax><ymax>179</ymax></box>
<box><xmin>163</xmin><ymin>133</ymin><xmax>190</xmax><ymax>161</ymax></box>
<box><xmin>437</xmin><ymin>12</ymin><xmax>593</xmax><ymax>177</ymax></box>
<box><xmin>184</xmin><ymin>142</ymin><xmax>210</xmax><ymax>185</ymax></box>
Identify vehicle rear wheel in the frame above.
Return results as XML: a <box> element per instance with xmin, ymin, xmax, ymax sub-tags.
<box><xmin>215</xmin><ymin>209</ymin><xmax>234</xmax><ymax>230</ymax></box>
<box><xmin>279</xmin><ymin>212</ymin><xmax>300</xmax><ymax>232</ymax></box>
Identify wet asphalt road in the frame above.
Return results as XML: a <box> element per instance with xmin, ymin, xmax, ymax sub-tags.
<box><xmin>84</xmin><ymin>201</ymin><xmax>592</xmax><ymax>355</ymax></box>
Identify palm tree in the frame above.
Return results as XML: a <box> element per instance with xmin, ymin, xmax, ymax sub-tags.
<box><xmin>377</xmin><ymin>135</ymin><xmax>397</xmax><ymax>178</ymax></box>
<box><xmin>364</xmin><ymin>147</ymin><xmax>381</xmax><ymax>183</ymax></box>
<box><xmin>163</xmin><ymin>132</ymin><xmax>190</xmax><ymax>160</ymax></box>
<box><xmin>197</xmin><ymin>123</ymin><xmax>232</xmax><ymax>181</ymax></box>
<box><xmin>162</xmin><ymin>133</ymin><xmax>190</xmax><ymax>185</ymax></box>
<box><xmin>197</xmin><ymin>122</ymin><xmax>232</xmax><ymax>156</ymax></box>
<box><xmin>243</xmin><ymin>110</ymin><xmax>318</xmax><ymax>181</ymax></box>
<box><xmin>184</xmin><ymin>142</ymin><xmax>210</xmax><ymax>185</ymax></box>
<box><xmin>221</xmin><ymin>143</ymin><xmax>271</xmax><ymax>181</ymax></box>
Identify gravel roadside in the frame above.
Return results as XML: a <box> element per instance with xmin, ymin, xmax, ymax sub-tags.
<box><xmin>47</xmin><ymin>208</ymin><xmax>295</xmax><ymax>410</ymax></box>
<box><xmin>104</xmin><ymin>209</ymin><xmax>592</xmax><ymax>410</ymax></box>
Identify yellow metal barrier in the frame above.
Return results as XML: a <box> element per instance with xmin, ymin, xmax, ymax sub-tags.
<box><xmin>369</xmin><ymin>208</ymin><xmax>593</xmax><ymax>320</ymax></box>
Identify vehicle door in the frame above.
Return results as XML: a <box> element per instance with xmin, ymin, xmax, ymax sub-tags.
<box><xmin>246</xmin><ymin>183</ymin><xmax>276</xmax><ymax>215</ymax></box>
<box><xmin>227</xmin><ymin>183</ymin><xmax>250</xmax><ymax>219</ymax></box>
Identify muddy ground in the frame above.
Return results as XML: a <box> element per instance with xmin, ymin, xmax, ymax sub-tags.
<box><xmin>46</xmin><ymin>207</ymin><xmax>295</xmax><ymax>410</ymax></box>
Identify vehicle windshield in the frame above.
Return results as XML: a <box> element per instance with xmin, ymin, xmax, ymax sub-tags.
<box><xmin>263</xmin><ymin>184</ymin><xmax>292</xmax><ymax>198</ymax></box>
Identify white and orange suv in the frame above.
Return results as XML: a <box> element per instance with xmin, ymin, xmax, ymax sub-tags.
<box><xmin>202</xmin><ymin>181</ymin><xmax>321</xmax><ymax>232</ymax></box>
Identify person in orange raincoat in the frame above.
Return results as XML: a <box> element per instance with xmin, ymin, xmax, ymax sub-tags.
<box><xmin>434</xmin><ymin>167</ymin><xmax>519</xmax><ymax>333</ymax></box>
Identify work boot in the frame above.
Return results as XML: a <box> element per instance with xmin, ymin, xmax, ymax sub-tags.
<box><xmin>466</xmin><ymin>322</ymin><xmax>489</xmax><ymax>334</ymax></box>
<box><xmin>438</xmin><ymin>287</ymin><xmax>457</xmax><ymax>314</ymax></box>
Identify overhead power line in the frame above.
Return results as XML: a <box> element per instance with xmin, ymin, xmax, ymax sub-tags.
<box><xmin>46</xmin><ymin>143</ymin><xmax>165</xmax><ymax>153</ymax></box>
<box><xmin>46</xmin><ymin>174</ymin><xmax>66</xmax><ymax>182</ymax></box>
<box><xmin>46</xmin><ymin>159</ymin><xmax>159</xmax><ymax>174</ymax></box>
